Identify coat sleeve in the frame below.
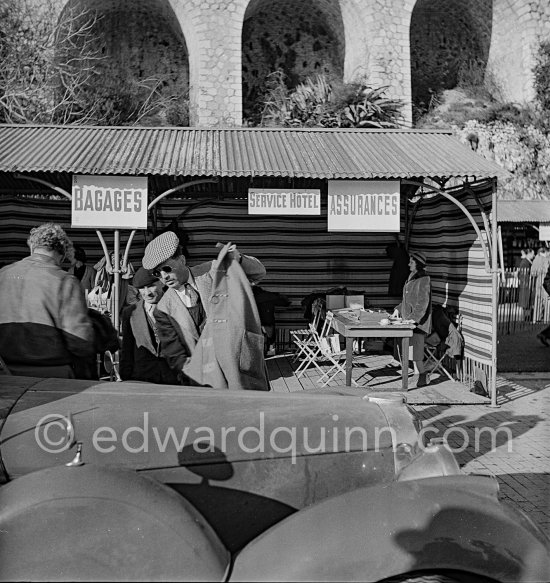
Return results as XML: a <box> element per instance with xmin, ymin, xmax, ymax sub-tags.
<box><xmin>409</xmin><ymin>276</ymin><xmax>431</xmax><ymax>324</ymax></box>
<box><xmin>120</xmin><ymin>310</ymin><xmax>135</xmax><ymax>381</ymax></box>
<box><xmin>240</xmin><ymin>255</ymin><xmax>266</xmax><ymax>284</ymax></box>
<box><xmin>59</xmin><ymin>275</ymin><xmax>95</xmax><ymax>359</ymax></box>
<box><xmin>154</xmin><ymin>307</ymin><xmax>191</xmax><ymax>373</ymax></box>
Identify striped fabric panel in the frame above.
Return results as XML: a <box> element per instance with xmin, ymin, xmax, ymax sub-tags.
<box><xmin>0</xmin><ymin>194</ymin><xmax>404</xmax><ymax>330</ymax></box>
<box><xmin>150</xmin><ymin>197</ymin><xmax>407</xmax><ymax>328</ymax></box>
<box><xmin>408</xmin><ymin>181</ymin><xmax>495</xmax><ymax>364</ymax></box>
<box><xmin>0</xmin><ymin>179</ymin><xmax>496</xmax><ymax>365</ymax></box>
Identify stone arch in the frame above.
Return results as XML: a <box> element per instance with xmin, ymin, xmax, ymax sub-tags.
<box><xmin>241</xmin><ymin>0</ymin><xmax>345</xmax><ymax>123</ymax></box>
<box><xmin>56</xmin><ymin>0</ymin><xmax>190</xmax><ymax>125</ymax></box>
<box><xmin>410</xmin><ymin>0</ymin><xmax>493</xmax><ymax>120</ymax></box>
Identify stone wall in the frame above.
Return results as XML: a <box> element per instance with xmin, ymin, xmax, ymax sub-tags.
<box><xmin>46</xmin><ymin>0</ymin><xmax>550</xmax><ymax>127</ymax></box>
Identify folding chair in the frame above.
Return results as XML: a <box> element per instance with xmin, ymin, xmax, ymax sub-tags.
<box><xmin>291</xmin><ymin>298</ymin><xmax>323</xmax><ymax>363</ymax></box>
<box><xmin>294</xmin><ymin>320</ymin><xmax>328</xmax><ymax>378</ymax></box>
<box><xmin>424</xmin><ymin>332</ymin><xmax>455</xmax><ymax>382</ymax></box>
<box><xmin>294</xmin><ymin>307</ymin><xmax>341</xmax><ymax>378</ymax></box>
<box><xmin>316</xmin><ymin>311</ymin><xmax>359</xmax><ymax>387</ymax></box>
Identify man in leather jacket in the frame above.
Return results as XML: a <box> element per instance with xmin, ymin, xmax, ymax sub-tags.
<box><xmin>0</xmin><ymin>223</ymin><xmax>94</xmax><ymax>378</ymax></box>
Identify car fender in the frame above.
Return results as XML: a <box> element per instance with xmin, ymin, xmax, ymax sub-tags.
<box><xmin>231</xmin><ymin>475</ymin><xmax>550</xmax><ymax>583</ymax></box>
<box><xmin>0</xmin><ymin>464</ymin><xmax>229</xmax><ymax>582</ymax></box>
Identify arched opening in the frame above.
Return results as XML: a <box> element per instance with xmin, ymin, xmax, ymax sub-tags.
<box><xmin>410</xmin><ymin>0</ymin><xmax>493</xmax><ymax>122</ymax></box>
<box><xmin>55</xmin><ymin>0</ymin><xmax>189</xmax><ymax>126</ymax></box>
<box><xmin>242</xmin><ymin>0</ymin><xmax>345</xmax><ymax>125</ymax></box>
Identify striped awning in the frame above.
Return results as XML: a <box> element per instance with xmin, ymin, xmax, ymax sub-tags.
<box><xmin>497</xmin><ymin>200</ymin><xmax>550</xmax><ymax>223</ymax></box>
<box><xmin>0</xmin><ymin>124</ymin><xmax>506</xmax><ymax>181</ymax></box>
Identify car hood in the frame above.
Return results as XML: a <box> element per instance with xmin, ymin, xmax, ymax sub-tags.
<box><xmin>0</xmin><ymin>377</ymin><xmax>395</xmax><ymax>479</ymax></box>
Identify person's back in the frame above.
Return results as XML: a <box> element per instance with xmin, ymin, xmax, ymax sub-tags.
<box><xmin>0</xmin><ymin>224</ymin><xmax>94</xmax><ymax>378</ymax></box>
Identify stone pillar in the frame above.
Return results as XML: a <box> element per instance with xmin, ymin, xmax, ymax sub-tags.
<box><xmin>487</xmin><ymin>0</ymin><xmax>543</xmax><ymax>103</ymax></box>
<box><xmin>346</xmin><ymin>0</ymin><xmax>414</xmax><ymax>126</ymax></box>
<box><xmin>172</xmin><ymin>0</ymin><xmax>245</xmax><ymax>126</ymax></box>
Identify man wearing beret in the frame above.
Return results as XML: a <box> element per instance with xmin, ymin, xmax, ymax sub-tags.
<box><xmin>120</xmin><ymin>267</ymin><xmax>179</xmax><ymax>385</ymax></box>
<box><xmin>142</xmin><ymin>232</ymin><xmax>266</xmax><ymax>385</ymax></box>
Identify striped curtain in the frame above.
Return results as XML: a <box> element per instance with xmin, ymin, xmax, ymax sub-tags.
<box><xmin>0</xmin><ymin>178</ymin><xmax>495</xmax><ymax>364</ymax></box>
<box><xmin>407</xmin><ymin>180</ymin><xmax>494</xmax><ymax>366</ymax></box>
<box><xmin>0</xmin><ymin>190</ymin><xmax>403</xmax><ymax>330</ymax></box>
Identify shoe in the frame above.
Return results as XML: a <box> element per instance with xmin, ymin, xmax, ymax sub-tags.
<box><xmin>416</xmin><ymin>373</ymin><xmax>430</xmax><ymax>388</ymax></box>
<box><xmin>537</xmin><ymin>334</ymin><xmax>549</xmax><ymax>347</ymax></box>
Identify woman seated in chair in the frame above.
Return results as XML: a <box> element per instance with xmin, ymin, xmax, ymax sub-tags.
<box><xmin>392</xmin><ymin>250</ymin><xmax>432</xmax><ymax>388</ymax></box>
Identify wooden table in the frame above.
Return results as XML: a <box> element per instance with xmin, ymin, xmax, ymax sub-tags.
<box><xmin>330</xmin><ymin>311</ymin><xmax>416</xmax><ymax>390</ymax></box>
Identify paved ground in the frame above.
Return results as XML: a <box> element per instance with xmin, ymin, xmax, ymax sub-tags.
<box><xmin>267</xmin><ymin>349</ymin><xmax>489</xmax><ymax>405</ymax></box>
<box><xmin>406</xmin><ymin>326</ymin><xmax>550</xmax><ymax>540</ymax></box>
<box><xmin>498</xmin><ymin>324</ymin><xmax>550</xmax><ymax>372</ymax></box>
<box><xmin>410</xmin><ymin>363</ymin><xmax>550</xmax><ymax>540</ymax></box>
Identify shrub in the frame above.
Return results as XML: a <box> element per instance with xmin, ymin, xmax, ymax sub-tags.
<box><xmin>257</xmin><ymin>71</ymin><xmax>403</xmax><ymax>129</ymax></box>
<box><xmin>533</xmin><ymin>40</ymin><xmax>550</xmax><ymax>111</ymax></box>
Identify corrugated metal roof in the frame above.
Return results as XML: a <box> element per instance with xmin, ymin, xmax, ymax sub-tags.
<box><xmin>0</xmin><ymin>124</ymin><xmax>507</xmax><ymax>180</ymax></box>
<box><xmin>497</xmin><ymin>200</ymin><xmax>550</xmax><ymax>223</ymax></box>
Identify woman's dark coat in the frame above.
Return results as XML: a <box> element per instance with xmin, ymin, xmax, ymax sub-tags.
<box><xmin>396</xmin><ymin>269</ymin><xmax>432</xmax><ymax>335</ymax></box>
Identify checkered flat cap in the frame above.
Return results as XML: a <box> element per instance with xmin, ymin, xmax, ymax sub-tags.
<box><xmin>142</xmin><ymin>231</ymin><xmax>179</xmax><ymax>270</ymax></box>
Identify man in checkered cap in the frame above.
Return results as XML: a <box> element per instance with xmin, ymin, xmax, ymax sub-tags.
<box><xmin>142</xmin><ymin>231</ymin><xmax>266</xmax><ymax>384</ymax></box>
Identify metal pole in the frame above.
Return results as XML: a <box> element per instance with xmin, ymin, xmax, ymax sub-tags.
<box><xmin>113</xmin><ymin>230</ymin><xmax>120</xmax><ymax>333</ymax></box>
<box><xmin>490</xmin><ymin>179</ymin><xmax>499</xmax><ymax>407</ymax></box>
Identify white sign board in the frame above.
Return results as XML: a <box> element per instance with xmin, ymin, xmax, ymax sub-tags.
<box><xmin>72</xmin><ymin>175</ymin><xmax>148</xmax><ymax>229</ymax></box>
<box><xmin>539</xmin><ymin>223</ymin><xmax>550</xmax><ymax>241</ymax></box>
<box><xmin>248</xmin><ymin>188</ymin><xmax>321</xmax><ymax>215</ymax></box>
<box><xmin>328</xmin><ymin>180</ymin><xmax>400</xmax><ymax>232</ymax></box>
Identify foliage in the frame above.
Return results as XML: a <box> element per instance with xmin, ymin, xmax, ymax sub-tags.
<box><xmin>78</xmin><ymin>74</ymin><xmax>189</xmax><ymax>127</ymax></box>
<box><xmin>342</xmin><ymin>86</ymin><xmax>403</xmax><ymax>129</ymax></box>
<box><xmin>0</xmin><ymin>0</ymin><xmax>189</xmax><ymax>126</ymax></box>
<box><xmin>533</xmin><ymin>40</ymin><xmax>550</xmax><ymax>112</ymax></box>
<box><xmin>455</xmin><ymin>120</ymin><xmax>550</xmax><ymax>200</ymax></box>
<box><xmin>415</xmin><ymin>39</ymin><xmax>550</xmax><ymax>201</ymax></box>
<box><xmin>0</xmin><ymin>0</ymin><xmax>104</xmax><ymax>124</ymax></box>
<box><xmin>257</xmin><ymin>70</ymin><xmax>403</xmax><ymax>129</ymax></box>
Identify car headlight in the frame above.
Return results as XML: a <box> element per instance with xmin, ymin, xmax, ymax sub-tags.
<box><xmin>396</xmin><ymin>437</ymin><xmax>462</xmax><ymax>481</ymax></box>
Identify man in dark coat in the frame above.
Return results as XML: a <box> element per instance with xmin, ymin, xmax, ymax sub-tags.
<box><xmin>252</xmin><ymin>285</ymin><xmax>291</xmax><ymax>356</ymax></box>
<box><xmin>120</xmin><ymin>267</ymin><xmax>178</xmax><ymax>384</ymax></box>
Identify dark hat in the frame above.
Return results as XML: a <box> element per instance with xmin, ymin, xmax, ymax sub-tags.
<box><xmin>132</xmin><ymin>267</ymin><xmax>158</xmax><ymax>289</ymax></box>
<box><xmin>409</xmin><ymin>250</ymin><xmax>427</xmax><ymax>265</ymax></box>
<box><xmin>142</xmin><ymin>231</ymin><xmax>180</xmax><ymax>270</ymax></box>
<box><xmin>73</xmin><ymin>245</ymin><xmax>87</xmax><ymax>263</ymax></box>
